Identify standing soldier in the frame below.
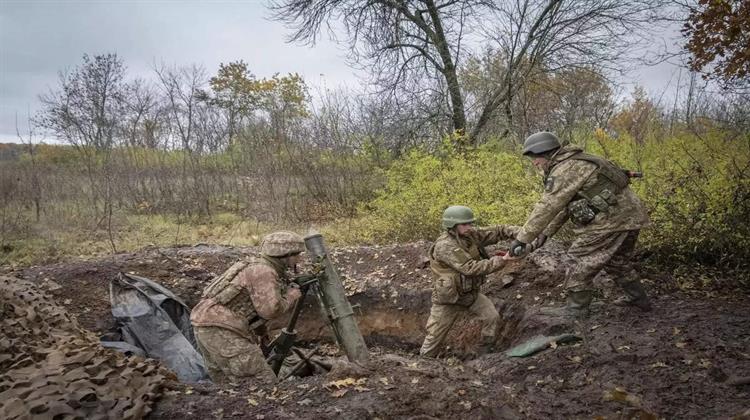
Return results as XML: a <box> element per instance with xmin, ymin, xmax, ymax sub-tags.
<box><xmin>509</xmin><ymin>132</ymin><xmax>652</xmax><ymax>317</ymax></box>
<box><xmin>191</xmin><ymin>231</ymin><xmax>304</xmax><ymax>382</ymax></box>
<box><xmin>420</xmin><ymin>206</ymin><xmax>519</xmax><ymax>358</ymax></box>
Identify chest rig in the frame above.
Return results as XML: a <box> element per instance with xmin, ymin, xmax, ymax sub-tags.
<box><xmin>201</xmin><ymin>257</ymin><xmax>279</xmax><ymax>328</ymax></box>
<box><xmin>454</xmin><ymin>233</ymin><xmax>490</xmax><ymax>294</ymax></box>
<box><xmin>547</xmin><ymin>151</ymin><xmax>630</xmax><ymax>225</ymax></box>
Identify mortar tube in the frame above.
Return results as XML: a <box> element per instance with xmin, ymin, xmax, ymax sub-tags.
<box><xmin>304</xmin><ymin>234</ymin><xmax>369</xmax><ymax>364</ymax></box>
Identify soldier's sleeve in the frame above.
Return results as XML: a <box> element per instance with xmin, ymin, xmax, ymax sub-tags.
<box><xmin>517</xmin><ymin>160</ymin><xmax>597</xmax><ymax>243</ymax></box>
<box><xmin>475</xmin><ymin>225</ymin><xmax>521</xmax><ymax>246</ymax></box>
<box><xmin>542</xmin><ymin>209</ymin><xmax>569</xmax><ymax>238</ymax></box>
<box><xmin>434</xmin><ymin>239</ymin><xmax>505</xmax><ymax>277</ymax></box>
<box><xmin>245</xmin><ymin>267</ymin><xmax>296</xmax><ymax>320</ymax></box>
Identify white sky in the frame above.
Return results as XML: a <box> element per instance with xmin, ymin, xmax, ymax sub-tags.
<box><xmin>0</xmin><ymin>0</ymin><xmax>686</xmax><ymax>143</ymax></box>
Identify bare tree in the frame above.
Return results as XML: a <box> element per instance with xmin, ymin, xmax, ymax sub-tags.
<box><xmin>37</xmin><ymin>53</ymin><xmax>126</xmax><ymax>251</ymax></box>
<box><xmin>271</xmin><ymin>0</ymin><xmax>665</xmax><ymax>145</ymax></box>
<box><xmin>271</xmin><ymin>0</ymin><xmax>489</xmax><ymax>139</ymax></box>
<box><xmin>38</xmin><ymin>53</ymin><xmax>127</xmax><ymax>150</ymax></box>
<box><xmin>154</xmin><ymin>63</ymin><xmax>214</xmax><ymax>215</ymax></box>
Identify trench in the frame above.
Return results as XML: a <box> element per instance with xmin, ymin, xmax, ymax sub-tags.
<box><xmin>286</xmin><ymin>289</ymin><xmax>532</xmax><ymax>357</ymax></box>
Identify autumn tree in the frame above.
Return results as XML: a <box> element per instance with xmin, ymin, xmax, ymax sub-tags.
<box><xmin>682</xmin><ymin>0</ymin><xmax>750</xmax><ymax>87</ymax></box>
<box><xmin>611</xmin><ymin>86</ymin><xmax>664</xmax><ymax>144</ymax></box>
<box><xmin>209</xmin><ymin>60</ymin><xmax>308</xmax><ymax>144</ymax></box>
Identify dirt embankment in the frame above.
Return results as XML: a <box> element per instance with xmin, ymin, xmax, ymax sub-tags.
<box><xmin>5</xmin><ymin>241</ymin><xmax>750</xmax><ymax>419</ymax></box>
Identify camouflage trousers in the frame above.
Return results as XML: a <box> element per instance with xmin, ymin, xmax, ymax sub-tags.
<box><xmin>566</xmin><ymin>229</ymin><xmax>641</xmax><ymax>293</ymax></box>
<box><xmin>419</xmin><ymin>293</ymin><xmax>499</xmax><ymax>357</ymax></box>
<box><xmin>194</xmin><ymin>326</ymin><xmax>276</xmax><ymax>382</ymax></box>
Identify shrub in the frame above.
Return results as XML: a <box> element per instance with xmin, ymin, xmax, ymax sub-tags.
<box><xmin>356</xmin><ymin>140</ymin><xmax>540</xmax><ymax>242</ymax></box>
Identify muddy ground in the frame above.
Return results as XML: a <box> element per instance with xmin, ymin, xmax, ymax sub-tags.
<box><xmin>4</xmin><ymin>240</ymin><xmax>749</xmax><ymax>419</ymax></box>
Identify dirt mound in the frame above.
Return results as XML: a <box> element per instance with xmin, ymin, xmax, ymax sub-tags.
<box><xmin>0</xmin><ymin>276</ymin><xmax>171</xmax><ymax>419</ymax></box>
<box><xmin>7</xmin><ymin>242</ymin><xmax>750</xmax><ymax>419</ymax></box>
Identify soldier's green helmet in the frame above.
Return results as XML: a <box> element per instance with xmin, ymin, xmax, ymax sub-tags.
<box><xmin>522</xmin><ymin>131</ymin><xmax>562</xmax><ymax>156</ymax></box>
<box><xmin>260</xmin><ymin>231</ymin><xmax>305</xmax><ymax>257</ymax></box>
<box><xmin>442</xmin><ymin>205</ymin><xmax>475</xmax><ymax>230</ymax></box>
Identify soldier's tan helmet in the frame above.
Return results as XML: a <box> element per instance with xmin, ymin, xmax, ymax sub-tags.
<box><xmin>260</xmin><ymin>231</ymin><xmax>305</xmax><ymax>257</ymax></box>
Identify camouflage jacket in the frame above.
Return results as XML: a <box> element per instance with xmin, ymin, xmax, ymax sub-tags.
<box><xmin>517</xmin><ymin>146</ymin><xmax>650</xmax><ymax>244</ymax></box>
<box><xmin>429</xmin><ymin>225</ymin><xmax>519</xmax><ymax>305</ymax></box>
<box><xmin>190</xmin><ymin>256</ymin><xmax>299</xmax><ymax>338</ymax></box>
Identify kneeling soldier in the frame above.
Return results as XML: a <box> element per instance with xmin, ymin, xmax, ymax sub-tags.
<box><xmin>191</xmin><ymin>231</ymin><xmax>304</xmax><ymax>382</ymax></box>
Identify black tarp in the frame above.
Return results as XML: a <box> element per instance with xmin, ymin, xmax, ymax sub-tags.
<box><xmin>106</xmin><ymin>272</ymin><xmax>208</xmax><ymax>382</ymax></box>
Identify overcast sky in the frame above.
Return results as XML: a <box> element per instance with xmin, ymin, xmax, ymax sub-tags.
<box><xmin>0</xmin><ymin>0</ymin><xmax>685</xmax><ymax>143</ymax></box>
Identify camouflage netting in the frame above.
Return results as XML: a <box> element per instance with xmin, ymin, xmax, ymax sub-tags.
<box><xmin>0</xmin><ymin>276</ymin><xmax>172</xmax><ymax>419</ymax></box>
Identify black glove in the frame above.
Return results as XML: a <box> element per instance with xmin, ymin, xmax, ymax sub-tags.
<box><xmin>509</xmin><ymin>239</ymin><xmax>526</xmax><ymax>257</ymax></box>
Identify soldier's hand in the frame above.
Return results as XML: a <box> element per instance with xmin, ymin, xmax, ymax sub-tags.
<box><xmin>287</xmin><ymin>287</ymin><xmax>302</xmax><ymax>302</ymax></box>
<box><xmin>509</xmin><ymin>239</ymin><xmax>526</xmax><ymax>257</ymax></box>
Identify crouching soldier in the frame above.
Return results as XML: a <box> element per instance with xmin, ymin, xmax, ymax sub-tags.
<box><xmin>420</xmin><ymin>206</ymin><xmax>518</xmax><ymax>358</ymax></box>
<box><xmin>509</xmin><ymin>132</ymin><xmax>652</xmax><ymax>317</ymax></box>
<box><xmin>191</xmin><ymin>231</ymin><xmax>304</xmax><ymax>382</ymax></box>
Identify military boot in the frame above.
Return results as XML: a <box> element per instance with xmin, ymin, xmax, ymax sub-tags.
<box><xmin>612</xmin><ymin>280</ymin><xmax>652</xmax><ymax>312</ymax></box>
<box><xmin>538</xmin><ymin>290</ymin><xmax>593</xmax><ymax>318</ymax></box>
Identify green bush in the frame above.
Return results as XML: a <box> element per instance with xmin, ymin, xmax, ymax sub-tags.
<box><xmin>589</xmin><ymin>129</ymin><xmax>750</xmax><ymax>267</ymax></box>
<box><xmin>356</xmin><ymin>140</ymin><xmax>540</xmax><ymax>242</ymax></box>
<box><xmin>359</xmin><ymin>130</ymin><xmax>750</xmax><ymax>271</ymax></box>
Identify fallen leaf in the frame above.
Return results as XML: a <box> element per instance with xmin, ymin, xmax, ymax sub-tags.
<box><xmin>378</xmin><ymin>377</ymin><xmax>389</xmax><ymax>385</ymax></box>
<box><xmin>590</xmin><ymin>325</ymin><xmax>601</xmax><ymax>331</ymax></box>
<box><xmin>325</xmin><ymin>377</ymin><xmax>358</xmax><ymax>389</ymax></box>
<box><xmin>457</xmin><ymin>389</ymin><xmax>466</xmax><ymax>396</ymax></box>
<box><xmin>247</xmin><ymin>398</ymin><xmax>259</xmax><ymax>407</ymax></box>
<box><xmin>646</xmin><ymin>328</ymin><xmax>656</xmax><ymax>333</ymax></box>
<box><xmin>675</xmin><ymin>342</ymin><xmax>687</xmax><ymax>348</ymax></box>
<box><xmin>411</xmin><ymin>378</ymin><xmax>419</xmax><ymax>384</ymax></box>
<box><xmin>331</xmin><ymin>388</ymin><xmax>349</xmax><ymax>398</ymax></box>
<box><xmin>673</xmin><ymin>327</ymin><xmax>681</xmax><ymax>336</ymax></box>
<box><xmin>603</xmin><ymin>387</ymin><xmax>642</xmax><ymax>407</ymax></box>
<box><xmin>567</xmin><ymin>356</ymin><xmax>582</xmax><ymax>363</ymax></box>
<box><xmin>650</xmin><ymin>361</ymin><xmax>669</xmax><ymax>369</ymax></box>
<box><xmin>550</xmin><ymin>341</ymin><xmax>558</xmax><ymax>349</ymax></box>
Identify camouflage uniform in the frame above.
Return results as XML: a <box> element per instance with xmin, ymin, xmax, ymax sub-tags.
<box><xmin>191</xmin><ymin>241</ymin><xmax>301</xmax><ymax>382</ymax></box>
<box><xmin>420</xmin><ymin>225</ymin><xmax>519</xmax><ymax>357</ymax></box>
<box><xmin>517</xmin><ymin>146</ymin><xmax>651</xmax><ymax>308</ymax></box>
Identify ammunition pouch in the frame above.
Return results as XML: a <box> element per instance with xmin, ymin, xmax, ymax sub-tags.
<box><xmin>568</xmin><ymin>199</ymin><xmax>597</xmax><ymax>225</ymax></box>
<box><xmin>560</xmin><ymin>151</ymin><xmax>630</xmax><ymax>225</ymax></box>
<box><xmin>458</xmin><ymin>274</ymin><xmax>484</xmax><ymax>294</ymax></box>
<box><xmin>589</xmin><ymin>188</ymin><xmax>618</xmax><ymax>212</ymax></box>
<box><xmin>568</xmin><ymin>188</ymin><xmax>619</xmax><ymax>225</ymax></box>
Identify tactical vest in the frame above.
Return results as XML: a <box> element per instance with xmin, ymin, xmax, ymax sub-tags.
<box><xmin>454</xmin><ymin>233</ymin><xmax>489</xmax><ymax>295</ymax></box>
<box><xmin>549</xmin><ymin>151</ymin><xmax>630</xmax><ymax>224</ymax></box>
<box><xmin>201</xmin><ymin>258</ymin><xmax>263</xmax><ymax>327</ymax></box>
